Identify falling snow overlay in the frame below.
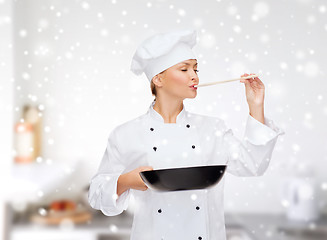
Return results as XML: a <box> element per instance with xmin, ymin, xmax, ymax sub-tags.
<box><xmin>0</xmin><ymin>0</ymin><xmax>326</xmax><ymax>240</ymax></box>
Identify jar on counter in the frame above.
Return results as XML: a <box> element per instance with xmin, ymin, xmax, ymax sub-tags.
<box><xmin>23</xmin><ymin>105</ymin><xmax>42</xmax><ymax>161</ymax></box>
<box><xmin>14</xmin><ymin>121</ymin><xmax>35</xmax><ymax>163</ymax></box>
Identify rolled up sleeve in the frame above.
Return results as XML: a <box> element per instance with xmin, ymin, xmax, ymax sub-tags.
<box><xmin>219</xmin><ymin>114</ymin><xmax>285</xmax><ymax>177</ymax></box>
<box><xmin>88</xmin><ymin>128</ymin><xmax>131</xmax><ymax>216</ymax></box>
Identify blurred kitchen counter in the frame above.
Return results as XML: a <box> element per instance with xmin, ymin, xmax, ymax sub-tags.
<box><xmin>10</xmin><ymin>210</ymin><xmax>133</xmax><ymax>240</ymax></box>
<box><xmin>225</xmin><ymin>212</ymin><xmax>327</xmax><ymax>240</ymax></box>
<box><xmin>10</xmin><ymin>209</ymin><xmax>327</xmax><ymax>240</ymax></box>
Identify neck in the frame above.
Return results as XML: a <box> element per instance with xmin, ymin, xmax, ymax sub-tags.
<box><xmin>153</xmin><ymin>97</ymin><xmax>183</xmax><ymax>124</ymax></box>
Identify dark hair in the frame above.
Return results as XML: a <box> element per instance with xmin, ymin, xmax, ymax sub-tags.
<box><xmin>150</xmin><ymin>80</ymin><xmax>157</xmax><ymax>99</ymax></box>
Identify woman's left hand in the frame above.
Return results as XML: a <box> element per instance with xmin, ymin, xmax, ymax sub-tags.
<box><xmin>240</xmin><ymin>73</ymin><xmax>265</xmax><ymax>106</ymax></box>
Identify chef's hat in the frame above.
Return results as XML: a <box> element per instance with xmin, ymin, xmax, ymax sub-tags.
<box><xmin>130</xmin><ymin>29</ymin><xmax>198</xmax><ymax>82</ymax></box>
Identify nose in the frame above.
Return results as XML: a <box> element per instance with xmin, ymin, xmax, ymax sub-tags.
<box><xmin>192</xmin><ymin>72</ymin><xmax>199</xmax><ymax>80</ymax></box>
<box><xmin>192</xmin><ymin>75</ymin><xmax>199</xmax><ymax>84</ymax></box>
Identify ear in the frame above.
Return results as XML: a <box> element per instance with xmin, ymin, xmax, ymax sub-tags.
<box><xmin>152</xmin><ymin>73</ymin><xmax>164</xmax><ymax>88</ymax></box>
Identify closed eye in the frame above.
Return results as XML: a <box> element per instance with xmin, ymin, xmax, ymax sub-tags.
<box><xmin>181</xmin><ymin>69</ymin><xmax>200</xmax><ymax>73</ymax></box>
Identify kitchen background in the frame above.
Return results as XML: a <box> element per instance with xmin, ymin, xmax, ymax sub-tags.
<box><xmin>1</xmin><ymin>0</ymin><xmax>327</xmax><ymax>239</ymax></box>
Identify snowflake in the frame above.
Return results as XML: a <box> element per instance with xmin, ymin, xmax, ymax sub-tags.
<box><xmin>81</xmin><ymin>2</ymin><xmax>90</xmax><ymax>10</ymax></box>
<box><xmin>253</xmin><ymin>2</ymin><xmax>270</xmax><ymax>18</ymax></box>
<box><xmin>193</xmin><ymin>18</ymin><xmax>203</xmax><ymax>27</ymax></box>
<box><xmin>48</xmin><ymin>138</ymin><xmax>54</xmax><ymax>145</ymax></box>
<box><xmin>190</xmin><ymin>193</ymin><xmax>197</xmax><ymax>200</ymax></box>
<box><xmin>227</xmin><ymin>5</ymin><xmax>238</xmax><ymax>16</ymax></box>
<box><xmin>307</xmin><ymin>15</ymin><xmax>316</xmax><ymax>24</ymax></box>
<box><xmin>303</xmin><ymin>61</ymin><xmax>319</xmax><ymax>77</ymax></box>
<box><xmin>280</xmin><ymin>62</ymin><xmax>288</xmax><ymax>70</ymax></box>
<box><xmin>321</xmin><ymin>182</ymin><xmax>327</xmax><ymax>190</ymax></box>
<box><xmin>112</xmin><ymin>193</ymin><xmax>118</xmax><ymax>200</ymax></box>
<box><xmin>319</xmin><ymin>5</ymin><xmax>326</xmax><ymax>13</ymax></box>
<box><xmin>19</xmin><ymin>29</ymin><xmax>27</xmax><ymax>37</ymax></box>
<box><xmin>200</xmin><ymin>33</ymin><xmax>216</xmax><ymax>48</ymax></box>
<box><xmin>178</xmin><ymin>9</ymin><xmax>186</xmax><ymax>17</ymax></box>
<box><xmin>259</xmin><ymin>33</ymin><xmax>270</xmax><ymax>43</ymax></box>
<box><xmin>233</xmin><ymin>25</ymin><xmax>242</xmax><ymax>34</ymax></box>
<box><xmin>37</xmin><ymin>190</ymin><xmax>44</xmax><ymax>197</ymax></box>
<box><xmin>38</xmin><ymin>208</ymin><xmax>47</xmax><ymax>216</ymax></box>
<box><xmin>110</xmin><ymin>224</ymin><xmax>118</xmax><ymax>232</ymax></box>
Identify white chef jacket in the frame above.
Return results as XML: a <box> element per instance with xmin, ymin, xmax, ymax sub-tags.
<box><xmin>88</xmin><ymin>100</ymin><xmax>285</xmax><ymax>240</ymax></box>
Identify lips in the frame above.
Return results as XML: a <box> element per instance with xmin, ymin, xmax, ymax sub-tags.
<box><xmin>189</xmin><ymin>84</ymin><xmax>197</xmax><ymax>89</ymax></box>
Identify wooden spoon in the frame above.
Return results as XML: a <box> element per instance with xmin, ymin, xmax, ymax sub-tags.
<box><xmin>194</xmin><ymin>74</ymin><xmax>259</xmax><ymax>88</ymax></box>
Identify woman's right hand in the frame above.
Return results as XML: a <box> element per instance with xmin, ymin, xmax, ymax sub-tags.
<box><xmin>117</xmin><ymin>166</ymin><xmax>153</xmax><ymax>196</ymax></box>
<box><xmin>127</xmin><ymin>166</ymin><xmax>153</xmax><ymax>191</ymax></box>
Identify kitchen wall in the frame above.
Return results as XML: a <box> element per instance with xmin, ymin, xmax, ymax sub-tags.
<box><xmin>0</xmin><ymin>0</ymin><xmax>13</xmax><ymax>239</ymax></box>
<box><xmin>4</xmin><ymin>0</ymin><xmax>327</xmax><ymax>217</ymax></box>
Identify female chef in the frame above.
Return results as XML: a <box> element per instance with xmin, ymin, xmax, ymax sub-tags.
<box><xmin>88</xmin><ymin>29</ymin><xmax>285</xmax><ymax>240</ymax></box>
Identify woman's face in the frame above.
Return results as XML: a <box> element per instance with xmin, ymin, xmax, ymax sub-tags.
<box><xmin>156</xmin><ymin>58</ymin><xmax>199</xmax><ymax>99</ymax></box>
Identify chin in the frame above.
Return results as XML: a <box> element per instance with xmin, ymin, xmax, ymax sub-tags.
<box><xmin>187</xmin><ymin>94</ymin><xmax>197</xmax><ymax>99</ymax></box>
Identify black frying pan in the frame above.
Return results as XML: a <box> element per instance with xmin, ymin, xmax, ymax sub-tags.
<box><xmin>139</xmin><ymin>165</ymin><xmax>226</xmax><ymax>191</ymax></box>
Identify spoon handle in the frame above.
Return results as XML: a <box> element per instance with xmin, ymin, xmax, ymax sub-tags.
<box><xmin>195</xmin><ymin>74</ymin><xmax>259</xmax><ymax>88</ymax></box>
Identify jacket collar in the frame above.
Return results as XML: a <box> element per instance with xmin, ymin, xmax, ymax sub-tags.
<box><xmin>148</xmin><ymin>100</ymin><xmax>186</xmax><ymax>124</ymax></box>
